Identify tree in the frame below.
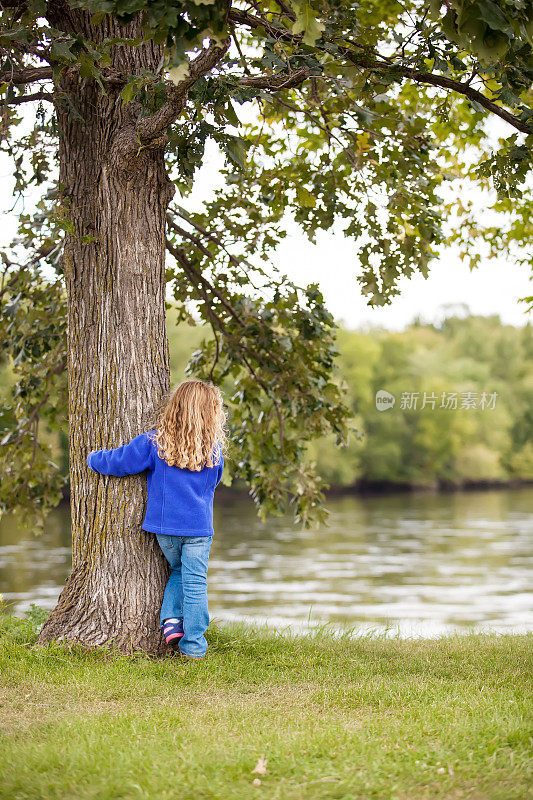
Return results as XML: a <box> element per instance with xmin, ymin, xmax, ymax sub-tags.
<box><xmin>0</xmin><ymin>0</ymin><xmax>531</xmax><ymax>652</ymax></box>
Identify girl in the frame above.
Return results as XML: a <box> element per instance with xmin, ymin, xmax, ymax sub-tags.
<box><xmin>87</xmin><ymin>379</ymin><xmax>226</xmax><ymax>659</ymax></box>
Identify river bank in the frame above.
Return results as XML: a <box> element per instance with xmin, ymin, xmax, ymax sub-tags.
<box><xmin>323</xmin><ymin>476</ymin><xmax>533</xmax><ymax>497</ymax></box>
<box><xmin>56</xmin><ymin>477</ymin><xmax>533</xmax><ymax>505</ymax></box>
<box><xmin>1</xmin><ymin>611</ymin><xmax>531</xmax><ymax>799</ymax></box>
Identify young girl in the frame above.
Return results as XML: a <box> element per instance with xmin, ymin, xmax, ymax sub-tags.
<box><xmin>87</xmin><ymin>379</ymin><xmax>226</xmax><ymax>659</ymax></box>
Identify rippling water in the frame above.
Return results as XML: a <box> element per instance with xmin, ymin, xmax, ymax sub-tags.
<box><xmin>1</xmin><ymin>488</ymin><xmax>531</xmax><ymax>638</ymax></box>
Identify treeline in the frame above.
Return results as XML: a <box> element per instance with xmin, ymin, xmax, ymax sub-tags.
<box><xmin>165</xmin><ymin>311</ymin><xmax>533</xmax><ymax>489</ymax></box>
<box><xmin>309</xmin><ymin>314</ymin><xmax>533</xmax><ymax>488</ymax></box>
<box><xmin>2</xmin><ymin>312</ymin><xmax>532</xmax><ymax>491</ymax></box>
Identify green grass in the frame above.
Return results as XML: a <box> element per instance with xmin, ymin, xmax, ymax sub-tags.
<box><xmin>0</xmin><ymin>610</ymin><xmax>531</xmax><ymax>800</ymax></box>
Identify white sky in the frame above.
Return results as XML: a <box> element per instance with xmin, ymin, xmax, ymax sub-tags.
<box><xmin>1</xmin><ymin>118</ymin><xmax>531</xmax><ymax>332</ymax></box>
<box><xmin>179</xmin><ymin>138</ymin><xmax>533</xmax><ymax>331</ymax></box>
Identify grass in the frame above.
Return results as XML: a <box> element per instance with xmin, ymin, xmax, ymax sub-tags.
<box><xmin>0</xmin><ymin>609</ymin><xmax>531</xmax><ymax>800</ymax></box>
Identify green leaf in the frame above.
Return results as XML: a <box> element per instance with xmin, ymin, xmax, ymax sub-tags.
<box><xmin>223</xmin><ymin>100</ymin><xmax>240</xmax><ymax>128</ymax></box>
<box><xmin>120</xmin><ymin>80</ymin><xmax>137</xmax><ymax>103</ymax></box>
<box><xmin>224</xmin><ymin>137</ymin><xmax>248</xmax><ymax>169</ymax></box>
<box><xmin>50</xmin><ymin>38</ymin><xmax>77</xmax><ymax>63</ymax></box>
<box><xmin>291</xmin><ymin>1</ymin><xmax>325</xmax><ymax>46</ymax></box>
<box><xmin>296</xmin><ymin>186</ymin><xmax>317</xmax><ymax>208</ymax></box>
<box><xmin>478</xmin><ymin>0</ymin><xmax>514</xmax><ymax>35</ymax></box>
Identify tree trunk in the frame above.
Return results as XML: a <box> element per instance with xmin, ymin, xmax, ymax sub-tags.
<box><xmin>38</xmin><ymin>6</ymin><xmax>174</xmax><ymax>654</ymax></box>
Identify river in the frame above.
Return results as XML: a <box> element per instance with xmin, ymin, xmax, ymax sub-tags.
<box><xmin>1</xmin><ymin>487</ymin><xmax>531</xmax><ymax>638</ymax></box>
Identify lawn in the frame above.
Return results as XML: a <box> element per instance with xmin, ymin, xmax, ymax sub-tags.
<box><xmin>0</xmin><ymin>609</ymin><xmax>531</xmax><ymax>800</ymax></box>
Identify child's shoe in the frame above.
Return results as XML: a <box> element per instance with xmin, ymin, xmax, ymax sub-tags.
<box><xmin>162</xmin><ymin>618</ymin><xmax>184</xmax><ymax>646</ymax></box>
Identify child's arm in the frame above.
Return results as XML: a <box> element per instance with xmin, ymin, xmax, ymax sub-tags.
<box><xmin>215</xmin><ymin>444</ymin><xmax>224</xmax><ymax>486</ymax></box>
<box><xmin>87</xmin><ymin>432</ymin><xmax>155</xmax><ymax>476</ymax></box>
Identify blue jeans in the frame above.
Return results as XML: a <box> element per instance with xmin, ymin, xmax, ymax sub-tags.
<box><xmin>156</xmin><ymin>534</ymin><xmax>213</xmax><ymax>657</ymax></box>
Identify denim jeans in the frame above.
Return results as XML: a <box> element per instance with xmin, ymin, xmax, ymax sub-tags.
<box><xmin>156</xmin><ymin>533</ymin><xmax>213</xmax><ymax>657</ymax></box>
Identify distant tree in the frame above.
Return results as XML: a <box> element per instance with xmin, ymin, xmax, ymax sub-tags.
<box><xmin>317</xmin><ymin>316</ymin><xmax>532</xmax><ymax>488</ymax></box>
<box><xmin>0</xmin><ymin>0</ymin><xmax>531</xmax><ymax>651</ymax></box>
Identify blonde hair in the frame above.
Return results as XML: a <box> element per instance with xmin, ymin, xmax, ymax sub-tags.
<box><xmin>151</xmin><ymin>379</ymin><xmax>227</xmax><ymax>470</ymax></box>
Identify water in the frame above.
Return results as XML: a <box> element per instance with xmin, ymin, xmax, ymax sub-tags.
<box><xmin>1</xmin><ymin>488</ymin><xmax>532</xmax><ymax>638</ymax></box>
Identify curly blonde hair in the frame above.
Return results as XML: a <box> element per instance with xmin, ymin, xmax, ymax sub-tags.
<box><xmin>150</xmin><ymin>379</ymin><xmax>227</xmax><ymax>470</ymax></box>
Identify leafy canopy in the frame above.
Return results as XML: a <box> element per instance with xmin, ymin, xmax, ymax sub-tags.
<box><xmin>0</xmin><ymin>0</ymin><xmax>531</xmax><ymax>530</ymax></box>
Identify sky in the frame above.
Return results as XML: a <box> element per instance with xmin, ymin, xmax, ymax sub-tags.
<box><xmin>274</xmin><ymin>225</ymin><xmax>532</xmax><ymax>331</ymax></box>
<box><xmin>1</xmin><ymin>123</ymin><xmax>531</xmax><ymax>333</ymax></box>
<box><xmin>169</xmin><ymin>138</ymin><xmax>533</xmax><ymax>331</ymax></box>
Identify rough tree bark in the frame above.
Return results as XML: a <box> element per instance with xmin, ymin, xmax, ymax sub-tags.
<box><xmin>38</xmin><ymin>4</ymin><xmax>176</xmax><ymax>654</ymax></box>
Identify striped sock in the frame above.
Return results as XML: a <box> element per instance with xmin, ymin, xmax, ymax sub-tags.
<box><xmin>162</xmin><ymin>618</ymin><xmax>184</xmax><ymax>644</ymax></box>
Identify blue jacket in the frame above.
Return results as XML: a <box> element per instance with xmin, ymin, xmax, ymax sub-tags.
<box><xmin>87</xmin><ymin>430</ymin><xmax>224</xmax><ymax>537</ymax></box>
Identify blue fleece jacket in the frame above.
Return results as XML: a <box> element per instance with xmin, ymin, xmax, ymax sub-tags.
<box><xmin>87</xmin><ymin>430</ymin><xmax>224</xmax><ymax>537</ymax></box>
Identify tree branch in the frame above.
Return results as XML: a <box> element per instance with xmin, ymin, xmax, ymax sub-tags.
<box><xmin>229</xmin><ymin>19</ymin><xmax>251</xmax><ymax>75</ymax></box>
<box><xmin>2</xmin><ymin>36</ymin><xmax>55</xmax><ymax>65</ymax></box>
<box><xmin>1</xmin><ymin>90</ymin><xmax>54</xmax><ymax>105</ymax></box>
<box><xmin>166</xmin><ymin>216</ymin><xmax>215</xmax><ymax>260</ymax></box>
<box><xmin>0</xmin><ymin>65</ymin><xmax>53</xmax><ymax>85</ymax></box>
<box><xmin>273</xmin><ymin>0</ymin><xmax>296</xmax><ymax>22</ymax></box>
<box><xmin>363</xmin><ymin>64</ymin><xmax>532</xmax><ymax>134</ymax></box>
<box><xmin>166</xmin><ymin>238</ymin><xmax>246</xmax><ymax>328</ymax></box>
<box><xmin>237</xmin><ymin>65</ymin><xmax>312</xmax><ymax>90</ymax></box>
<box><xmin>230</xmin><ymin>8</ymin><xmax>532</xmax><ymax>134</ymax></box>
<box><xmin>135</xmin><ymin>38</ymin><xmax>231</xmax><ymax>145</ymax></box>
<box><xmin>170</xmin><ymin>206</ymin><xmax>241</xmax><ymax>265</ymax></box>
<box><xmin>169</xmin><ymin>205</ymin><xmax>269</xmax><ymax>292</ymax></box>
